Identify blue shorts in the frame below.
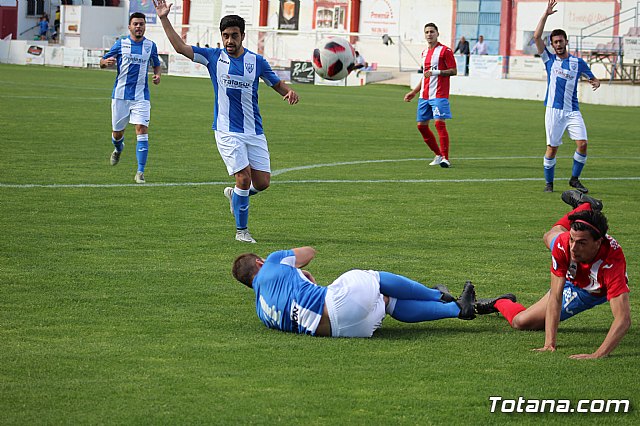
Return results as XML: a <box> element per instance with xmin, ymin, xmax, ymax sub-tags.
<box><xmin>560</xmin><ymin>282</ymin><xmax>607</xmax><ymax>321</ymax></box>
<box><xmin>417</xmin><ymin>98</ymin><xmax>452</xmax><ymax>121</ymax></box>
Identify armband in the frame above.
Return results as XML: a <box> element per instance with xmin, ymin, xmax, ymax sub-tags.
<box><xmin>431</xmin><ymin>70</ymin><xmax>441</xmax><ymax>76</ymax></box>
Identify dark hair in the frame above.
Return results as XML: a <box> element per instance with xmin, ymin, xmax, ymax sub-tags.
<box><xmin>568</xmin><ymin>210</ymin><xmax>608</xmax><ymax>240</ymax></box>
<box><xmin>232</xmin><ymin>253</ymin><xmax>260</xmax><ymax>288</ymax></box>
<box><xmin>129</xmin><ymin>12</ymin><xmax>146</xmax><ymax>24</ymax></box>
<box><xmin>220</xmin><ymin>15</ymin><xmax>245</xmax><ymax>34</ymax></box>
<box><xmin>424</xmin><ymin>22</ymin><xmax>438</xmax><ymax>32</ymax></box>
<box><xmin>550</xmin><ymin>29</ymin><xmax>567</xmax><ymax>41</ymax></box>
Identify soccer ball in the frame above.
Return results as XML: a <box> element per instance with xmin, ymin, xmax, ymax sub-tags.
<box><xmin>312</xmin><ymin>37</ymin><xmax>356</xmax><ymax>80</ymax></box>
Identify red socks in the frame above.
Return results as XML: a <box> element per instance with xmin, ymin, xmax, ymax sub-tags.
<box><xmin>434</xmin><ymin>121</ymin><xmax>449</xmax><ymax>159</ymax></box>
<box><xmin>553</xmin><ymin>202</ymin><xmax>592</xmax><ymax>230</ymax></box>
<box><xmin>494</xmin><ymin>299</ymin><xmax>526</xmax><ymax>327</ymax></box>
<box><xmin>417</xmin><ymin>124</ymin><xmax>441</xmax><ymax>156</ymax></box>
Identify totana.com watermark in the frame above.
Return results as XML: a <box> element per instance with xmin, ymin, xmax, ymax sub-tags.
<box><xmin>489</xmin><ymin>396</ymin><xmax>631</xmax><ymax>413</ymax></box>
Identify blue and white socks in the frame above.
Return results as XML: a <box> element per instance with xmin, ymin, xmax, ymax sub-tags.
<box><xmin>232</xmin><ymin>187</ymin><xmax>250</xmax><ymax>230</ymax></box>
<box><xmin>136</xmin><ymin>134</ymin><xmax>149</xmax><ymax>173</ymax></box>
<box><xmin>112</xmin><ymin>136</ymin><xmax>124</xmax><ymax>152</ymax></box>
<box><xmin>543</xmin><ymin>156</ymin><xmax>556</xmax><ymax>184</ymax></box>
<box><xmin>572</xmin><ymin>151</ymin><xmax>587</xmax><ymax>178</ymax></box>
<box><xmin>379</xmin><ymin>272</ymin><xmax>461</xmax><ymax>322</ymax></box>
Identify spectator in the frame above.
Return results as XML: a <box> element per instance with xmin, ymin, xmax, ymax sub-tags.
<box><xmin>471</xmin><ymin>35</ymin><xmax>488</xmax><ymax>55</ymax></box>
<box><xmin>38</xmin><ymin>15</ymin><xmax>49</xmax><ymax>40</ymax></box>
<box><xmin>53</xmin><ymin>7</ymin><xmax>60</xmax><ymax>42</ymax></box>
<box><xmin>454</xmin><ymin>36</ymin><xmax>470</xmax><ymax>75</ymax></box>
<box><xmin>353</xmin><ymin>50</ymin><xmax>368</xmax><ymax>69</ymax></box>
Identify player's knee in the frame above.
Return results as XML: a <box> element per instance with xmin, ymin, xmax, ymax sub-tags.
<box><xmin>576</xmin><ymin>140</ymin><xmax>588</xmax><ymax>151</ymax></box>
<box><xmin>254</xmin><ymin>181</ymin><xmax>270</xmax><ymax>192</ymax></box>
<box><xmin>510</xmin><ymin>315</ymin><xmax>527</xmax><ymax>330</ymax></box>
<box><xmin>112</xmin><ymin>130</ymin><xmax>124</xmax><ymax>140</ymax></box>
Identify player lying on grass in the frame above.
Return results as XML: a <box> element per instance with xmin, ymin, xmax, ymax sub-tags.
<box><xmin>232</xmin><ymin>248</ymin><xmax>513</xmax><ymax>337</ymax></box>
<box><xmin>485</xmin><ymin>190</ymin><xmax>630</xmax><ymax>359</ymax></box>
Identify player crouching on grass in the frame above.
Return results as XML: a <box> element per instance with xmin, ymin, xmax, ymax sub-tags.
<box><xmin>482</xmin><ymin>190</ymin><xmax>631</xmax><ymax>359</ymax></box>
<box><xmin>232</xmin><ymin>247</ymin><xmax>514</xmax><ymax>337</ymax></box>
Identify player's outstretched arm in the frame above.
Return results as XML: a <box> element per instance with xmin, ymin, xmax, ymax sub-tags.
<box><xmin>533</xmin><ymin>274</ymin><xmax>564</xmax><ymax>352</ymax></box>
<box><xmin>589</xmin><ymin>77</ymin><xmax>601</xmax><ymax>91</ymax></box>
<box><xmin>569</xmin><ymin>293</ymin><xmax>631</xmax><ymax>359</ymax></box>
<box><xmin>272</xmin><ymin>81</ymin><xmax>299</xmax><ymax>105</ymax></box>
<box><xmin>534</xmin><ymin>0</ymin><xmax>557</xmax><ymax>55</ymax></box>
<box><xmin>154</xmin><ymin>0</ymin><xmax>194</xmax><ymax>60</ymax></box>
<box><xmin>292</xmin><ymin>247</ymin><xmax>316</xmax><ymax>268</ymax></box>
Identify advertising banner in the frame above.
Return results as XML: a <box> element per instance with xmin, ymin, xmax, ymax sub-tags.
<box><xmin>279</xmin><ymin>0</ymin><xmax>300</xmax><ymax>30</ymax></box>
<box><xmin>359</xmin><ymin>0</ymin><xmax>399</xmax><ymax>36</ymax></box>
<box><xmin>290</xmin><ymin>61</ymin><xmax>315</xmax><ymax>83</ymax></box>
<box><xmin>221</xmin><ymin>0</ymin><xmax>254</xmax><ymax>27</ymax></box>
<box><xmin>469</xmin><ymin>55</ymin><xmax>503</xmax><ymax>79</ymax></box>
<box><xmin>129</xmin><ymin>0</ymin><xmax>157</xmax><ymax>24</ymax></box>
<box><xmin>623</xmin><ymin>36</ymin><xmax>640</xmax><ymax>61</ymax></box>
<box><xmin>25</xmin><ymin>44</ymin><xmax>45</xmax><ymax>65</ymax></box>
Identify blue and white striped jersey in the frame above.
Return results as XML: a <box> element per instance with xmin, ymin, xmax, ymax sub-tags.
<box><xmin>191</xmin><ymin>46</ymin><xmax>280</xmax><ymax>135</ymax></box>
<box><xmin>252</xmin><ymin>250</ymin><xmax>327</xmax><ymax>335</ymax></box>
<box><xmin>541</xmin><ymin>46</ymin><xmax>595</xmax><ymax>112</ymax></box>
<box><xmin>103</xmin><ymin>36</ymin><xmax>160</xmax><ymax>101</ymax></box>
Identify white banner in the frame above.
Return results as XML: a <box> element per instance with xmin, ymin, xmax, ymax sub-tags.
<box><xmin>623</xmin><ymin>36</ymin><xmax>640</xmax><ymax>61</ymax></box>
<box><xmin>167</xmin><ymin>54</ymin><xmax>209</xmax><ymax>78</ymax></box>
<box><xmin>508</xmin><ymin>56</ymin><xmax>546</xmax><ymax>79</ymax></box>
<box><xmin>64</xmin><ymin>6</ymin><xmax>82</xmax><ymax>35</ymax></box>
<box><xmin>63</xmin><ymin>47</ymin><xmax>84</xmax><ymax>67</ymax></box>
<box><xmin>359</xmin><ymin>0</ymin><xmax>400</xmax><ymax>36</ymax></box>
<box><xmin>45</xmin><ymin>46</ymin><xmax>64</xmax><ymax>66</ymax></box>
<box><xmin>221</xmin><ymin>0</ymin><xmax>255</xmax><ymax>27</ymax></box>
<box><xmin>469</xmin><ymin>55</ymin><xmax>504</xmax><ymax>79</ymax></box>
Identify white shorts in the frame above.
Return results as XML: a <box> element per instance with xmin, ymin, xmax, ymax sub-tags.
<box><xmin>214</xmin><ymin>130</ymin><xmax>271</xmax><ymax>176</ymax></box>
<box><xmin>324</xmin><ymin>270</ymin><xmax>386</xmax><ymax>338</ymax></box>
<box><xmin>545</xmin><ymin>107</ymin><xmax>587</xmax><ymax>147</ymax></box>
<box><xmin>111</xmin><ymin>99</ymin><xmax>150</xmax><ymax>131</ymax></box>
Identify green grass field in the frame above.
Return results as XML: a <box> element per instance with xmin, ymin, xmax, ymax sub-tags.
<box><xmin>1</xmin><ymin>63</ymin><xmax>638</xmax><ymax>424</ymax></box>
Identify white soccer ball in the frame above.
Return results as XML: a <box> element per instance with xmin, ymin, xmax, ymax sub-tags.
<box><xmin>312</xmin><ymin>37</ymin><xmax>356</xmax><ymax>81</ymax></box>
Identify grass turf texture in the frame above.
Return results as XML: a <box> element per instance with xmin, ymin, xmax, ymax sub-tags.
<box><xmin>0</xmin><ymin>63</ymin><xmax>639</xmax><ymax>424</ymax></box>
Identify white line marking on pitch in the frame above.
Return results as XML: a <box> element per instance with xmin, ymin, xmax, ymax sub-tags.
<box><xmin>1</xmin><ymin>157</ymin><xmax>639</xmax><ymax>188</ymax></box>
<box><xmin>2</xmin><ymin>177</ymin><xmax>639</xmax><ymax>189</ymax></box>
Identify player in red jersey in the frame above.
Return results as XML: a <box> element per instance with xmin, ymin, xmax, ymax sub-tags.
<box><xmin>404</xmin><ymin>22</ymin><xmax>457</xmax><ymax>168</ymax></box>
<box><xmin>476</xmin><ymin>190</ymin><xmax>631</xmax><ymax>359</ymax></box>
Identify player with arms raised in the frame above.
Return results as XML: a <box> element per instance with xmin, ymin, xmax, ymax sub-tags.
<box><xmin>404</xmin><ymin>22</ymin><xmax>457</xmax><ymax>168</ymax></box>
<box><xmin>154</xmin><ymin>0</ymin><xmax>299</xmax><ymax>243</ymax></box>
<box><xmin>535</xmin><ymin>0</ymin><xmax>600</xmax><ymax>193</ymax></box>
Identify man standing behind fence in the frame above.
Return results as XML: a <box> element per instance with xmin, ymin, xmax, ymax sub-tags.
<box><xmin>100</xmin><ymin>12</ymin><xmax>161</xmax><ymax>184</ymax></box>
<box><xmin>535</xmin><ymin>0</ymin><xmax>600</xmax><ymax>193</ymax></box>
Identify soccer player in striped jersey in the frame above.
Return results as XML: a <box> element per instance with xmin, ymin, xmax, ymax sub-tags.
<box><xmin>404</xmin><ymin>23</ymin><xmax>457</xmax><ymax>168</ymax></box>
<box><xmin>232</xmin><ymin>247</ymin><xmax>479</xmax><ymax>337</ymax></box>
<box><xmin>481</xmin><ymin>191</ymin><xmax>630</xmax><ymax>359</ymax></box>
<box><xmin>101</xmin><ymin>12</ymin><xmax>162</xmax><ymax>184</ymax></box>
<box><xmin>155</xmin><ymin>0</ymin><xmax>299</xmax><ymax>243</ymax></box>
<box><xmin>535</xmin><ymin>0</ymin><xmax>600</xmax><ymax>193</ymax></box>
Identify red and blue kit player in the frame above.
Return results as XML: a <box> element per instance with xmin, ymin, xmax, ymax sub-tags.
<box><xmin>404</xmin><ymin>22</ymin><xmax>457</xmax><ymax>168</ymax></box>
<box><xmin>534</xmin><ymin>0</ymin><xmax>600</xmax><ymax>193</ymax></box>
<box><xmin>154</xmin><ymin>0</ymin><xmax>299</xmax><ymax>243</ymax></box>
<box><xmin>101</xmin><ymin>12</ymin><xmax>161</xmax><ymax>184</ymax></box>
<box><xmin>478</xmin><ymin>190</ymin><xmax>630</xmax><ymax>359</ymax></box>
<box><xmin>230</xmin><ymin>247</ymin><xmax>499</xmax><ymax>338</ymax></box>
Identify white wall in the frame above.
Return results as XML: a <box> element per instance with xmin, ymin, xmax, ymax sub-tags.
<box><xmin>516</xmin><ymin>1</ymin><xmax>617</xmax><ymax>51</ymax></box>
